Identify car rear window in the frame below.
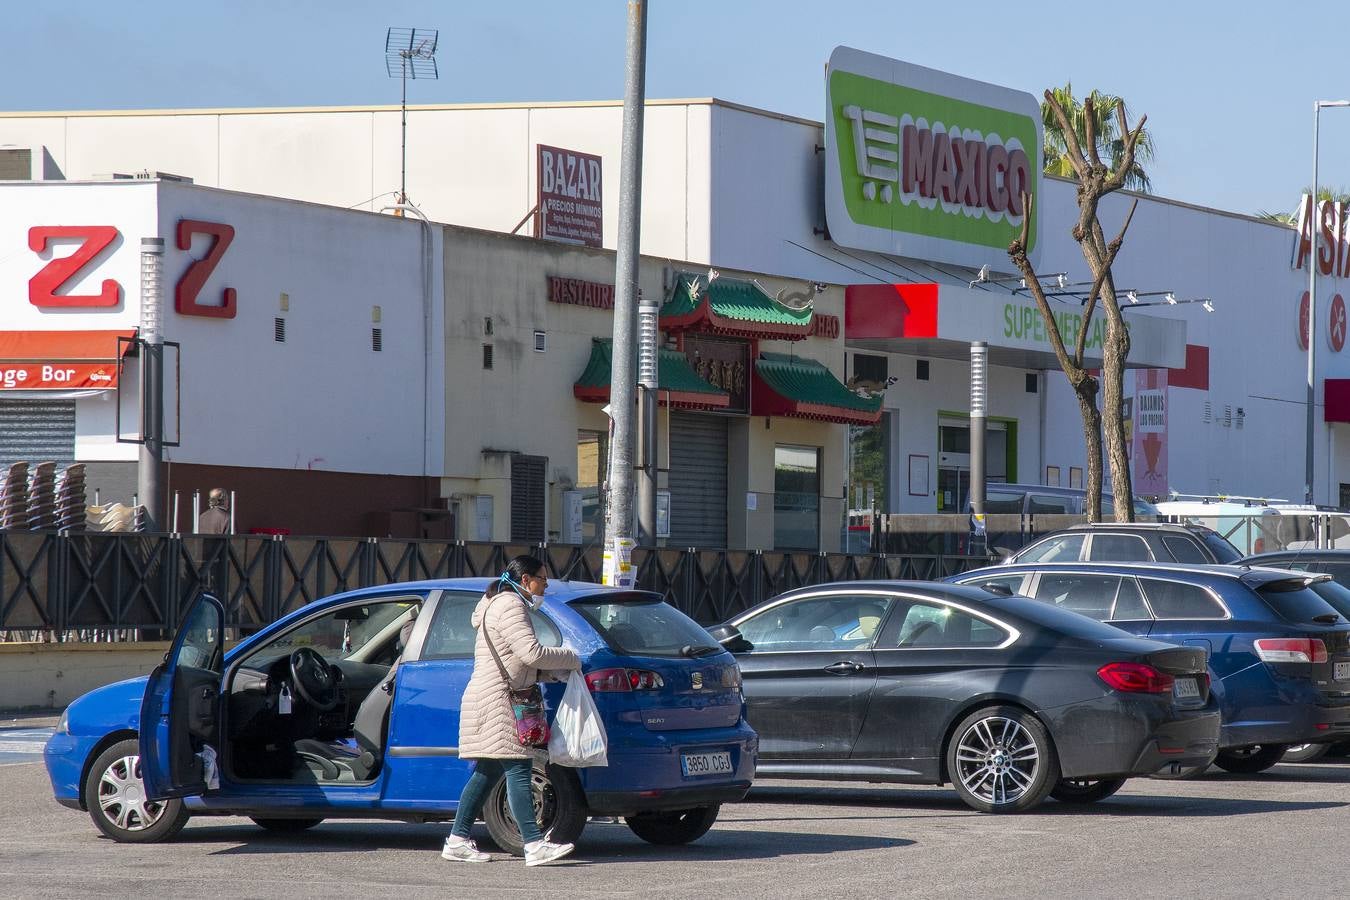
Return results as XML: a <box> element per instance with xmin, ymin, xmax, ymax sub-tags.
<box><xmin>571</xmin><ymin>597</ymin><xmax>720</xmax><ymax>658</ymax></box>
<box><xmin>1198</xmin><ymin>531</ymin><xmax>1242</xmax><ymax>563</ymax></box>
<box><xmin>1162</xmin><ymin>535</ymin><xmax>1209</xmax><ymax>563</ymax></box>
<box><xmin>1255</xmin><ymin>579</ymin><xmax>1346</xmax><ymax>624</ymax></box>
<box><xmin>1310</xmin><ymin>581</ymin><xmax>1350</xmax><ymax>620</ymax></box>
<box><xmin>1087</xmin><ymin>534</ymin><xmax>1152</xmax><ymax>562</ymax></box>
<box><xmin>1138</xmin><ymin>578</ymin><xmax>1228</xmax><ymax>619</ymax></box>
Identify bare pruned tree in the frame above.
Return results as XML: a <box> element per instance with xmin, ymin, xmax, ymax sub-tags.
<box><xmin>1008</xmin><ymin>91</ymin><xmax>1148</xmax><ymax>522</ymax></box>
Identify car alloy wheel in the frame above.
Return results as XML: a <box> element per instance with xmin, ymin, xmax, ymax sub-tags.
<box><xmin>1281</xmin><ymin>743</ymin><xmax>1331</xmax><ymax>764</ymax></box>
<box><xmin>946</xmin><ymin>706</ymin><xmax>1059</xmax><ymax>813</ymax></box>
<box><xmin>482</xmin><ymin>762</ymin><xmax>587</xmax><ymax>856</ymax></box>
<box><xmin>83</xmin><ymin>738</ymin><xmax>190</xmax><ymax>843</ymax></box>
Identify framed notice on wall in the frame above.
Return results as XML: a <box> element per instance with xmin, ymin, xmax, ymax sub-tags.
<box><xmin>1069</xmin><ymin>467</ymin><xmax>1083</xmax><ymax>489</ymax></box>
<box><xmin>908</xmin><ymin>454</ymin><xmax>930</xmax><ymax>497</ymax></box>
<box><xmin>1046</xmin><ymin>465</ymin><xmax>1061</xmax><ymax>487</ymax></box>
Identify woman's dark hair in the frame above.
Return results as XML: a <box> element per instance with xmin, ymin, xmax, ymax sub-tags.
<box><xmin>488</xmin><ymin>554</ymin><xmax>546</xmax><ymax>599</ymax></box>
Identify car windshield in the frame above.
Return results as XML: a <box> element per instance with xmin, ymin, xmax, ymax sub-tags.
<box><xmin>571</xmin><ymin>595</ymin><xmax>720</xmax><ymax>658</ymax></box>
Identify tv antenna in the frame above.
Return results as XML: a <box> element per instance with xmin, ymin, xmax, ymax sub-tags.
<box><xmin>385</xmin><ymin>27</ymin><xmax>439</xmax><ymax>210</ymax></box>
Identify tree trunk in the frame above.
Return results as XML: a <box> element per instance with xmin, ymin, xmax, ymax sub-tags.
<box><xmin>1073</xmin><ymin>377</ymin><xmax>1104</xmax><ymax>522</ymax></box>
<box><xmin>1102</xmin><ymin>316</ymin><xmax>1135</xmax><ymax>522</ymax></box>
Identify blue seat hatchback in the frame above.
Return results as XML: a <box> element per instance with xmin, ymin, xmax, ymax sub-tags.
<box><xmin>949</xmin><ymin>563</ymin><xmax>1350</xmax><ymax>774</ymax></box>
<box><xmin>44</xmin><ymin>580</ymin><xmax>756</xmax><ymax>851</ymax></box>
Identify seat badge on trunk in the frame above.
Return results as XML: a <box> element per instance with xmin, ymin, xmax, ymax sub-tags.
<box><xmin>691</xmin><ymin>672</ymin><xmax>704</xmax><ymax>690</ymax></box>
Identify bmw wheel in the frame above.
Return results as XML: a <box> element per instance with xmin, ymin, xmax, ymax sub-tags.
<box><xmin>1281</xmin><ymin>744</ymin><xmax>1330</xmax><ymax>764</ymax></box>
<box><xmin>625</xmin><ymin>806</ymin><xmax>720</xmax><ymax>845</ymax></box>
<box><xmin>482</xmin><ymin>762</ymin><xmax>587</xmax><ymax>856</ymax></box>
<box><xmin>1050</xmin><ymin>777</ymin><xmax>1127</xmax><ymax>804</ymax></box>
<box><xmin>83</xmin><ymin>738</ymin><xmax>190</xmax><ymax>843</ymax></box>
<box><xmin>945</xmin><ymin>706</ymin><xmax>1059</xmax><ymax>813</ymax></box>
<box><xmin>1214</xmin><ymin>745</ymin><xmax>1287</xmax><ymax>774</ymax></box>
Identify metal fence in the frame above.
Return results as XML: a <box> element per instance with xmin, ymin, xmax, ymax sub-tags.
<box><xmin>0</xmin><ymin>531</ymin><xmax>991</xmax><ymax>638</ymax></box>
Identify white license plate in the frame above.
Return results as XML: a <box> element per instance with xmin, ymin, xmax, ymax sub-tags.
<box><xmin>681</xmin><ymin>751</ymin><xmax>733</xmax><ymax>777</ymax></box>
<box><xmin>1335</xmin><ymin>662</ymin><xmax>1350</xmax><ymax>681</ymax></box>
<box><xmin>1173</xmin><ymin>677</ymin><xmax>1201</xmax><ymax>699</ymax></box>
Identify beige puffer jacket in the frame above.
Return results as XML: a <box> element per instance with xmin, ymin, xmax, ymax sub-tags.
<box><xmin>457</xmin><ymin>589</ymin><xmax>581</xmax><ymax>759</ymax></box>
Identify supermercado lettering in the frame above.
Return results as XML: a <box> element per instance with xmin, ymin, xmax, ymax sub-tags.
<box><xmin>1002</xmin><ymin>303</ymin><xmax>1118</xmax><ymax>351</ymax></box>
<box><xmin>825</xmin><ymin>47</ymin><xmax>1042</xmax><ymax>269</ymax></box>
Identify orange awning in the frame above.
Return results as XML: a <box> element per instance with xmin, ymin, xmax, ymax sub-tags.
<box><xmin>0</xmin><ymin>329</ymin><xmax>137</xmax><ymax>391</ymax></box>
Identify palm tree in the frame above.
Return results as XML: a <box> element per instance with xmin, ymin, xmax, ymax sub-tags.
<box><xmin>1258</xmin><ymin>186</ymin><xmax>1350</xmax><ymax>225</ymax></box>
<box><xmin>1042</xmin><ymin>83</ymin><xmax>1156</xmax><ymax>193</ymax></box>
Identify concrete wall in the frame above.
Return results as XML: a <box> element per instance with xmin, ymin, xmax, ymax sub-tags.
<box><xmin>0</xmin><ymin>642</ymin><xmax>166</xmax><ymax>711</ymax></box>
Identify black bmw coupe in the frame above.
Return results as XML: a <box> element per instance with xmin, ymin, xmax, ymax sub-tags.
<box><xmin>709</xmin><ymin>581</ymin><xmax>1220</xmax><ymax>812</ymax></box>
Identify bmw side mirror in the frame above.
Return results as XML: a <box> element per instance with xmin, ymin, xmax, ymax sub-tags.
<box><xmin>707</xmin><ymin>624</ymin><xmax>752</xmax><ymax>653</ymax></box>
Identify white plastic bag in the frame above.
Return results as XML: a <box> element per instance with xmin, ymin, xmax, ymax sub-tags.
<box><xmin>548</xmin><ymin>671</ymin><xmax>609</xmax><ymax>767</ymax></box>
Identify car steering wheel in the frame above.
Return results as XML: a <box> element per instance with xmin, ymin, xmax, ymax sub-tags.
<box><xmin>288</xmin><ymin>647</ymin><xmax>340</xmax><ymax>711</ymax></box>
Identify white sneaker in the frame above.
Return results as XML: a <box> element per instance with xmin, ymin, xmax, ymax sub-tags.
<box><xmin>442</xmin><ymin>836</ymin><xmax>491</xmax><ymax>862</ymax></box>
<box><xmin>523</xmin><ymin>839</ymin><xmax>575</xmax><ymax>867</ymax></box>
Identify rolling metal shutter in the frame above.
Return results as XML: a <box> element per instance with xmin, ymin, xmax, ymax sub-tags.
<box><xmin>667</xmin><ymin>412</ymin><xmax>728</xmax><ymax>549</ymax></box>
<box><xmin>510</xmin><ymin>453</ymin><xmax>547</xmax><ymax>542</ymax></box>
<box><xmin>0</xmin><ymin>399</ymin><xmax>77</xmax><ymax>469</ymax></box>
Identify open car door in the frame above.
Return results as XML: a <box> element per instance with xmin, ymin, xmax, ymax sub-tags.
<box><xmin>140</xmin><ymin>592</ymin><xmax>225</xmax><ymax>801</ymax></box>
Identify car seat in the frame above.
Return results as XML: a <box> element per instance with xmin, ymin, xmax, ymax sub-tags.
<box><xmin>293</xmin><ymin>612</ymin><xmax>415</xmax><ymax>781</ymax></box>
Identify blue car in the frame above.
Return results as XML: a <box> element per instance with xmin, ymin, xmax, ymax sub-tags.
<box><xmin>44</xmin><ymin>580</ymin><xmax>756</xmax><ymax>851</ymax></box>
<box><xmin>949</xmin><ymin>563</ymin><xmax>1350</xmax><ymax>774</ymax></box>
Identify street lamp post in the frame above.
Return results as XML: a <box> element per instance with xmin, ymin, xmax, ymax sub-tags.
<box><xmin>1307</xmin><ymin>100</ymin><xmax>1350</xmax><ymax>505</ymax></box>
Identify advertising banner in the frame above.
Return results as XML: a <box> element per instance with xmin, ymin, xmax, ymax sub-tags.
<box><xmin>1132</xmin><ymin>369</ymin><xmax>1168</xmax><ymax>496</ymax></box>
<box><xmin>537</xmin><ymin>144</ymin><xmax>603</xmax><ymax>248</ymax></box>
<box><xmin>824</xmin><ymin>46</ymin><xmax>1042</xmax><ymax>269</ymax></box>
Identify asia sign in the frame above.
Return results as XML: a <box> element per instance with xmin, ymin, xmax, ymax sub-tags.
<box><xmin>824</xmin><ymin>46</ymin><xmax>1042</xmax><ymax>269</ymax></box>
<box><xmin>1292</xmin><ymin>194</ymin><xmax>1350</xmax><ymax>276</ymax></box>
<box><xmin>537</xmin><ymin>144</ymin><xmax>603</xmax><ymax>248</ymax></box>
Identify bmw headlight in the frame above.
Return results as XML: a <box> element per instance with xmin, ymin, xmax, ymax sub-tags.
<box><xmin>55</xmin><ymin>708</ymin><xmax>70</xmax><ymax>735</ymax></box>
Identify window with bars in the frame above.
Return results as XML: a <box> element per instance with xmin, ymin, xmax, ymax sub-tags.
<box><xmin>371</xmin><ymin>328</ymin><xmax>383</xmax><ymax>352</ymax></box>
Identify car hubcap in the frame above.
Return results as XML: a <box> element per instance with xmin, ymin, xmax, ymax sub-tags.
<box><xmin>955</xmin><ymin>716</ymin><xmax>1039</xmax><ymax>806</ymax></box>
<box><xmin>98</xmin><ymin>754</ymin><xmax>167</xmax><ymax>832</ymax></box>
<box><xmin>497</xmin><ymin>770</ymin><xmax>557</xmax><ymax>837</ymax></box>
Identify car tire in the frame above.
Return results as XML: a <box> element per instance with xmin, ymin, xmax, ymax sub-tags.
<box><xmin>945</xmin><ymin>705</ymin><xmax>1059</xmax><ymax>813</ymax></box>
<box><xmin>250</xmin><ymin>817</ymin><xmax>324</xmax><ymax>832</ymax></box>
<box><xmin>1049</xmin><ymin>777</ymin><xmax>1127</xmax><ymax>804</ymax></box>
<box><xmin>83</xmin><ymin>738</ymin><xmax>191</xmax><ymax>843</ymax></box>
<box><xmin>624</xmin><ymin>806</ymin><xmax>720</xmax><ymax>845</ymax></box>
<box><xmin>1214</xmin><ymin>744</ymin><xmax>1287</xmax><ymax>774</ymax></box>
<box><xmin>482</xmin><ymin>761</ymin><xmax>587</xmax><ymax>856</ymax></box>
<box><xmin>1281</xmin><ymin>743</ymin><xmax>1330</xmax><ymax>763</ymax></box>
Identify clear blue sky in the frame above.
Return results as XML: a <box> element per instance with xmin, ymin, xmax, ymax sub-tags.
<box><xmin>7</xmin><ymin>0</ymin><xmax>1348</xmax><ymax>218</ymax></box>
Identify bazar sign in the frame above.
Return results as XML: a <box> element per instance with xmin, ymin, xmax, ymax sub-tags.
<box><xmin>537</xmin><ymin>144</ymin><xmax>603</xmax><ymax>248</ymax></box>
<box><xmin>824</xmin><ymin>46</ymin><xmax>1042</xmax><ymax>269</ymax></box>
<box><xmin>1292</xmin><ymin>194</ymin><xmax>1350</xmax><ymax>277</ymax></box>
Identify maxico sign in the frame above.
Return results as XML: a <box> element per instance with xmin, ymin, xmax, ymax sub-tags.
<box><xmin>824</xmin><ymin>47</ymin><xmax>1042</xmax><ymax>269</ymax></box>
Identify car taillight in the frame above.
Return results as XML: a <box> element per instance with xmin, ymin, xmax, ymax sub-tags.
<box><xmin>1253</xmin><ymin>638</ymin><xmax>1328</xmax><ymax>663</ymax></box>
<box><xmin>584</xmin><ymin>668</ymin><xmax>666</xmax><ymax>691</ymax></box>
<box><xmin>720</xmin><ymin>666</ymin><xmax>742</xmax><ymax>689</ymax></box>
<box><xmin>1097</xmin><ymin>662</ymin><xmax>1175</xmax><ymax>693</ymax></box>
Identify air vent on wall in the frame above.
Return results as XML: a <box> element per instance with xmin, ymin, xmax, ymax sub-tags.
<box><xmin>274</xmin><ymin>317</ymin><xmax>286</xmax><ymax>343</ymax></box>
<box><xmin>534</xmin><ymin>331</ymin><xmax>547</xmax><ymax>352</ymax></box>
<box><xmin>482</xmin><ymin>343</ymin><xmax>494</xmax><ymax>370</ymax></box>
<box><xmin>371</xmin><ymin>328</ymin><xmax>383</xmax><ymax>352</ymax></box>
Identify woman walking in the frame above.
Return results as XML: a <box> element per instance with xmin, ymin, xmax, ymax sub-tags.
<box><xmin>442</xmin><ymin>555</ymin><xmax>581</xmax><ymax>866</ymax></box>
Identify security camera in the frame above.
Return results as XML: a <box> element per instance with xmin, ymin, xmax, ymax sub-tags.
<box><xmin>813</xmin><ymin>282</ymin><xmax>828</xmax><ymax>293</ymax></box>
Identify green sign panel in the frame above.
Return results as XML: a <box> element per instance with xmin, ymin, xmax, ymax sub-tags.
<box><xmin>824</xmin><ymin>47</ymin><xmax>1042</xmax><ymax>269</ymax></box>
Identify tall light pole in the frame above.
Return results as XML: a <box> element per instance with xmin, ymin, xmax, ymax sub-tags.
<box><xmin>603</xmin><ymin>1</ymin><xmax>648</xmax><ymax>586</ymax></box>
<box><xmin>1306</xmin><ymin>99</ymin><xmax>1350</xmax><ymax>505</ymax></box>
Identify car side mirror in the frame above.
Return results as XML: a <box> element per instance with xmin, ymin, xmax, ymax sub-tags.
<box><xmin>707</xmin><ymin>624</ymin><xmax>753</xmax><ymax>653</ymax></box>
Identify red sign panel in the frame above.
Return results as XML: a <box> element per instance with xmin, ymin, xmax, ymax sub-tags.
<box><xmin>537</xmin><ymin>145</ymin><xmax>603</xmax><ymax>248</ymax></box>
<box><xmin>0</xmin><ymin>362</ymin><xmax>120</xmax><ymax>390</ymax></box>
<box><xmin>1331</xmin><ymin>294</ymin><xmax>1347</xmax><ymax>352</ymax></box>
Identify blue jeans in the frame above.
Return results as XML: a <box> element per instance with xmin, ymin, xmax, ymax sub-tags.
<box><xmin>450</xmin><ymin>757</ymin><xmax>542</xmax><ymax>845</ymax></box>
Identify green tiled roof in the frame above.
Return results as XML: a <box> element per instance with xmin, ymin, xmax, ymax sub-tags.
<box><xmin>574</xmin><ymin>338</ymin><xmax>728</xmax><ymax>397</ymax></box>
<box><xmin>661</xmin><ymin>273</ymin><xmax>814</xmax><ymax>330</ymax></box>
<box><xmin>757</xmin><ymin>352</ymin><xmax>883</xmax><ymax>415</ymax></box>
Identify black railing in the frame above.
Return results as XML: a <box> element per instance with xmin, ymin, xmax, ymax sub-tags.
<box><xmin>0</xmin><ymin>531</ymin><xmax>991</xmax><ymax>636</ymax></box>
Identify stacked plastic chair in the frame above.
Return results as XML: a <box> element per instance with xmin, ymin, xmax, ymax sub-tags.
<box><xmin>1</xmin><ymin>462</ymin><xmax>30</xmax><ymax>530</ymax></box>
<box><xmin>28</xmin><ymin>461</ymin><xmax>58</xmax><ymax>530</ymax></box>
<box><xmin>56</xmin><ymin>463</ymin><xmax>87</xmax><ymax>531</ymax></box>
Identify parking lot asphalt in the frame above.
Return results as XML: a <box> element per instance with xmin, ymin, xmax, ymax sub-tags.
<box><xmin>5</xmin><ymin>756</ymin><xmax>1350</xmax><ymax>900</ymax></box>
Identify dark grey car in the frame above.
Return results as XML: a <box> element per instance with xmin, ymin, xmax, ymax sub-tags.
<box><xmin>709</xmin><ymin>582</ymin><xmax>1220</xmax><ymax>813</ymax></box>
<box><xmin>1007</xmin><ymin>523</ymin><xmax>1242</xmax><ymax>566</ymax></box>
